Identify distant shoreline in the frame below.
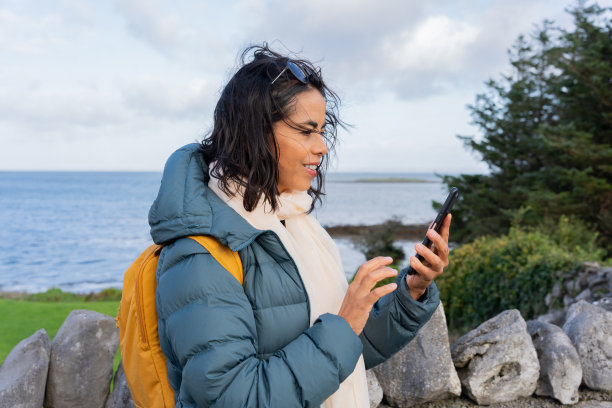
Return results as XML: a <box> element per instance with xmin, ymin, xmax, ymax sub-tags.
<box><xmin>0</xmin><ymin>221</ymin><xmax>431</xmax><ymax>296</ymax></box>
<box><xmin>325</xmin><ymin>222</ymin><xmax>429</xmax><ymax>240</ymax></box>
<box><xmin>0</xmin><ymin>222</ymin><xmax>427</xmax><ymax>298</ymax></box>
<box><xmin>331</xmin><ymin>178</ymin><xmax>436</xmax><ymax>184</ymax></box>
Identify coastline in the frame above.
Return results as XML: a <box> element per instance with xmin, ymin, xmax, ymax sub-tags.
<box><xmin>0</xmin><ymin>221</ymin><xmax>429</xmax><ymax>296</ymax></box>
<box><xmin>325</xmin><ymin>222</ymin><xmax>429</xmax><ymax>240</ymax></box>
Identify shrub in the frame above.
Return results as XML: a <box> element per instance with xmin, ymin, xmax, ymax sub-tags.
<box><xmin>356</xmin><ymin>217</ymin><xmax>406</xmax><ymax>263</ymax></box>
<box><xmin>22</xmin><ymin>287</ymin><xmax>122</xmax><ymax>302</ymax></box>
<box><xmin>352</xmin><ymin>218</ymin><xmax>406</xmax><ymax>286</ymax></box>
<box><xmin>437</xmin><ymin>216</ymin><xmax>607</xmax><ymax>330</ymax></box>
<box><xmin>84</xmin><ymin>287</ymin><xmax>123</xmax><ymax>302</ymax></box>
<box><xmin>25</xmin><ymin>287</ymin><xmax>81</xmax><ymax>302</ymax></box>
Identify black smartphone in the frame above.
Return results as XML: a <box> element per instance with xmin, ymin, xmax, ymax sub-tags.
<box><xmin>406</xmin><ymin>187</ymin><xmax>459</xmax><ymax>275</ymax></box>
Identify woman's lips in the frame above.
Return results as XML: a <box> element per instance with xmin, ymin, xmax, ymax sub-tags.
<box><xmin>303</xmin><ymin>164</ymin><xmax>318</xmax><ymax>177</ymax></box>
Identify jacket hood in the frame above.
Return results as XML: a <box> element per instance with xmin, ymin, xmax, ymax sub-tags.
<box><xmin>148</xmin><ymin>143</ymin><xmax>261</xmax><ymax>250</ymax></box>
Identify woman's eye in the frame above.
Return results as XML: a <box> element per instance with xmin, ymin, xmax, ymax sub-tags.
<box><xmin>299</xmin><ymin>129</ymin><xmax>325</xmax><ymax>137</ymax></box>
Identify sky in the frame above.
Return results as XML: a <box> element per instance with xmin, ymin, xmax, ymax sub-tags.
<box><xmin>1</xmin><ymin>0</ymin><xmax>610</xmax><ymax>173</ymax></box>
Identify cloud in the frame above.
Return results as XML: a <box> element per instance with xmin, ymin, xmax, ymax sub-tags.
<box><xmin>0</xmin><ymin>86</ymin><xmax>129</xmax><ymax>134</ymax></box>
<box><xmin>0</xmin><ymin>8</ymin><xmax>66</xmax><ymax>54</ymax></box>
<box><xmin>113</xmin><ymin>0</ymin><xmax>183</xmax><ymax>54</ymax></box>
<box><xmin>119</xmin><ymin>77</ymin><xmax>217</xmax><ymax>120</ymax></box>
<box><xmin>0</xmin><ymin>78</ymin><xmax>218</xmax><ymax>136</ymax></box>
<box><xmin>233</xmin><ymin>0</ymin><xmax>589</xmax><ymax>100</ymax></box>
<box><xmin>234</xmin><ymin>0</ymin><xmax>426</xmax><ymax>64</ymax></box>
<box><xmin>113</xmin><ymin>0</ymin><xmax>238</xmax><ymax>72</ymax></box>
<box><xmin>2</xmin><ymin>0</ymin><xmax>607</xmax><ymax>172</ymax></box>
<box><xmin>383</xmin><ymin>15</ymin><xmax>479</xmax><ymax>72</ymax></box>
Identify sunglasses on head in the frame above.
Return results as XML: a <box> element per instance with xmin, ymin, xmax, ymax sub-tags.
<box><xmin>271</xmin><ymin>60</ymin><xmax>312</xmax><ymax>85</ymax></box>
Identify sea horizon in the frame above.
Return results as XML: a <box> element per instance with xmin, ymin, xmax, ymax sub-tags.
<box><xmin>0</xmin><ymin>171</ymin><xmax>448</xmax><ymax>293</ymax></box>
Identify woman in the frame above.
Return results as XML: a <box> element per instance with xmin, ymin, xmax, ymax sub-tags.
<box><xmin>149</xmin><ymin>45</ymin><xmax>450</xmax><ymax>408</ymax></box>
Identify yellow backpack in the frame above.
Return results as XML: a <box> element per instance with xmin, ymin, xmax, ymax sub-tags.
<box><xmin>117</xmin><ymin>235</ymin><xmax>243</xmax><ymax>408</ymax></box>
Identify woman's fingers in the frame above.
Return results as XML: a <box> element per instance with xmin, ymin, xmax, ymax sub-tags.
<box><xmin>414</xmin><ymin>243</ymin><xmax>444</xmax><ymax>270</ymax></box>
<box><xmin>338</xmin><ymin>257</ymin><xmax>400</xmax><ymax>335</ymax></box>
<box><xmin>426</xmin><ymin>217</ymin><xmax>451</xmax><ymax>263</ymax></box>
<box><xmin>368</xmin><ymin>282</ymin><xmax>398</xmax><ymax>302</ymax></box>
<box><xmin>352</xmin><ymin>256</ymin><xmax>393</xmax><ymax>284</ymax></box>
<box><xmin>439</xmin><ymin>213</ymin><xmax>452</xmax><ymax>244</ymax></box>
<box><xmin>410</xmin><ymin>256</ymin><xmax>436</xmax><ymax>282</ymax></box>
<box><xmin>361</xmin><ymin>266</ymin><xmax>398</xmax><ymax>291</ymax></box>
<box><xmin>406</xmin><ymin>214</ymin><xmax>452</xmax><ymax>300</ymax></box>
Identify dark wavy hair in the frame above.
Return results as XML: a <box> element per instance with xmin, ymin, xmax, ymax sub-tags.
<box><xmin>199</xmin><ymin>44</ymin><xmax>344</xmax><ymax>212</ymax></box>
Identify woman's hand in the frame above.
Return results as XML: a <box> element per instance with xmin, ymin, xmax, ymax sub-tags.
<box><xmin>406</xmin><ymin>214</ymin><xmax>452</xmax><ymax>300</ymax></box>
<box><xmin>338</xmin><ymin>257</ymin><xmax>398</xmax><ymax>336</ymax></box>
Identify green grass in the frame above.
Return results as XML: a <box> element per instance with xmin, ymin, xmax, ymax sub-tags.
<box><xmin>0</xmin><ymin>298</ymin><xmax>121</xmax><ymax>373</ymax></box>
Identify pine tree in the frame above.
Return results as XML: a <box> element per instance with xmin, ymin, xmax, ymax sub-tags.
<box><xmin>442</xmin><ymin>2</ymin><xmax>612</xmax><ymax>251</ymax></box>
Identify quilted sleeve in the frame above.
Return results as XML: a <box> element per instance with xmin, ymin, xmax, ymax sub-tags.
<box><xmin>156</xmin><ymin>239</ymin><xmax>362</xmax><ymax>408</ymax></box>
<box><xmin>359</xmin><ymin>267</ymin><xmax>441</xmax><ymax>369</ymax></box>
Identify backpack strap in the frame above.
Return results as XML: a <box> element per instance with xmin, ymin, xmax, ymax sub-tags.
<box><xmin>187</xmin><ymin>236</ymin><xmax>243</xmax><ymax>285</ymax></box>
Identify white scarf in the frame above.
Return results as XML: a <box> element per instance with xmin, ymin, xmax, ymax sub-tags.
<box><xmin>208</xmin><ymin>176</ymin><xmax>369</xmax><ymax>408</ymax></box>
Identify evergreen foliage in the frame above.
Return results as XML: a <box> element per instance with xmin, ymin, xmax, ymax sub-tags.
<box><xmin>441</xmin><ymin>3</ymin><xmax>612</xmax><ymax>252</ymax></box>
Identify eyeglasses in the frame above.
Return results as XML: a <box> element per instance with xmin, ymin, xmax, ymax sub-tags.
<box><xmin>271</xmin><ymin>60</ymin><xmax>311</xmax><ymax>85</ymax></box>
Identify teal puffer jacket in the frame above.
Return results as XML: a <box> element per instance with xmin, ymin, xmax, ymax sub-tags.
<box><xmin>150</xmin><ymin>144</ymin><xmax>440</xmax><ymax>407</ymax></box>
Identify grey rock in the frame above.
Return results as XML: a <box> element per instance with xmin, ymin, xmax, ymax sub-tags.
<box><xmin>563</xmin><ymin>301</ymin><xmax>612</xmax><ymax>391</ymax></box>
<box><xmin>589</xmin><ymin>276</ymin><xmax>610</xmax><ymax>297</ymax></box>
<box><xmin>105</xmin><ymin>361</ymin><xmax>135</xmax><ymax>408</ymax></box>
<box><xmin>366</xmin><ymin>369</ymin><xmax>383</xmax><ymax>408</ymax></box>
<box><xmin>526</xmin><ymin>320</ymin><xmax>582</xmax><ymax>405</ymax></box>
<box><xmin>565</xmin><ymin>295</ymin><xmax>576</xmax><ymax>308</ymax></box>
<box><xmin>566</xmin><ymin>279</ymin><xmax>580</xmax><ymax>296</ymax></box>
<box><xmin>45</xmin><ymin>310</ymin><xmax>120</xmax><ymax>408</ymax></box>
<box><xmin>374</xmin><ymin>303</ymin><xmax>461</xmax><ymax>407</ymax></box>
<box><xmin>576</xmin><ymin>288</ymin><xmax>592</xmax><ymax>302</ymax></box>
<box><xmin>545</xmin><ymin>293</ymin><xmax>553</xmax><ymax>307</ymax></box>
<box><xmin>574</xmin><ymin>402</ymin><xmax>612</xmax><ymax>408</ymax></box>
<box><xmin>0</xmin><ymin>329</ymin><xmax>50</xmax><ymax>408</ymax></box>
<box><xmin>536</xmin><ymin>309</ymin><xmax>565</xmax><ymax>327</ymax></box>
<box><xmin>552</xmin><ymin>282</ymin><xmax>563</xmax><ymax>299</ymax></box>
<box><xmin>594</xmin><ymin>297</ymin><xmax>612</xmax><ymax>313</ymax></box>
<box><xmin>578</xmin><ymin>272</ymin><xmax>590</xmax><ymax>291</ymax></box>
<box><xmin>451</xmin><ymin>309</ymin><xmax>540</xmax><ymax>405</ymax></box>
<box><xmin>565</xmin><ymin>300</ymin><xmax>603</xmax><ymax>323</ymax></box>
<box><xmin>587</xmin><ymin>275</ymin><xmax>607</xmax><ymax>290</ymax></box>
<box><xmin>582</xmin><ymin>262</ymin><xmax>602</xmax><ymax>273</ymax></box>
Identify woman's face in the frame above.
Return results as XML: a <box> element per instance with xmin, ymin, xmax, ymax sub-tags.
<box><xmin>273</xmin><ymin>88</ymin><xmax>328</xmax><ymax>193</ymax></box>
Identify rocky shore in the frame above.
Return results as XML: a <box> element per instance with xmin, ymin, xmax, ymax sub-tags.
<box><xmin>383</xmin><ymin>387</ymin><xmax>612</xmax><ymax>408</ymax></box>
<box><xmin>370</xmin><ymin>261</ymin><xmax>612</xmax><ymax>408</ymax></box>
<box><xmin>325</xmin><ymin>222</ymin><xmax>429</xmax><ymax>240</ymax></box>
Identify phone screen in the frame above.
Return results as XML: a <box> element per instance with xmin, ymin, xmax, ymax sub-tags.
<box><xmin>406</xmin><ymin>187</ymin><xmax>459</xmax><ymax>275</ymax></box>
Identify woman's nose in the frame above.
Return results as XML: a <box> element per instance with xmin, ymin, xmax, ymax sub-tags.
<box><xmin>311</xmin><ymin>132</ymin><xmax>328</xmax><ymax>156</ymax></box>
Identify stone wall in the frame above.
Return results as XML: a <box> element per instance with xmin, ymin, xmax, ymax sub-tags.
<box><xmin>1</xmin><ymin>262</ymin><xmax>611</xmax><ymax>407</ymax></box>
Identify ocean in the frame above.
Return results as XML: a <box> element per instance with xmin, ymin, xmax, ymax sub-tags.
<box><xmin>0</xmin><ymin>171</ymin><xmax>447</xmax><ymax>293</ymax></box>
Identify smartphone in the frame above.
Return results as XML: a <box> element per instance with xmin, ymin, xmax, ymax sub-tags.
<box><xmin>406</xmin><ymin>187</ymin><xmax>459</xmax><ymax>275</ymax></box>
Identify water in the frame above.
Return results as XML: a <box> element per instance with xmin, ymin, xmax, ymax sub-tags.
<box><xmin>0</xmin><ymin>171</ymin><xmax>445</xmax><ymax>293</ymax></box>
<box><xmin>319</xmin><ymin>172</ymin><xmax>445</xmax><ymax>226</ymax></box>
